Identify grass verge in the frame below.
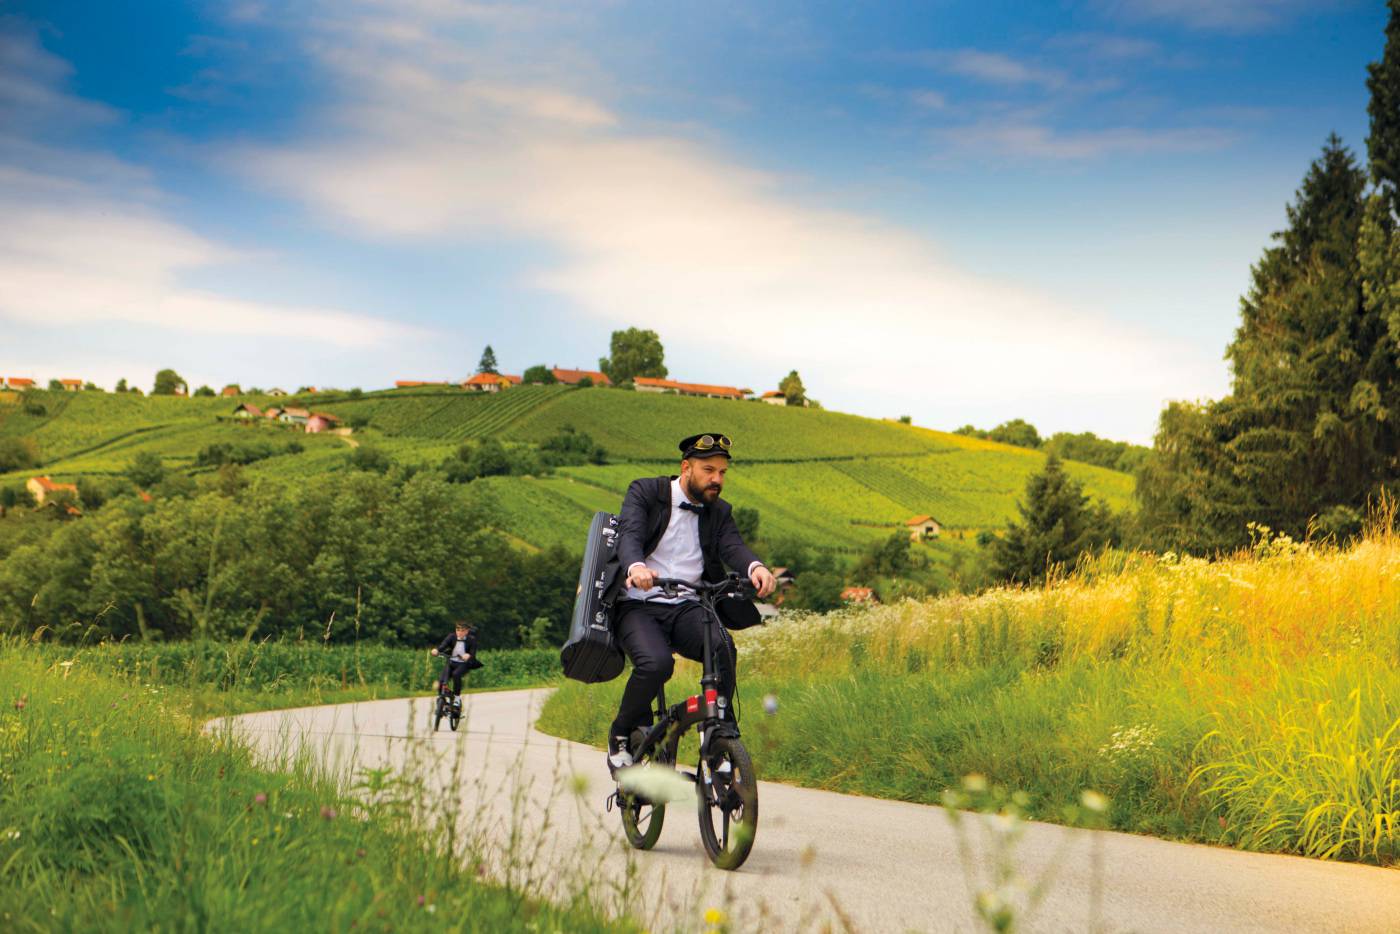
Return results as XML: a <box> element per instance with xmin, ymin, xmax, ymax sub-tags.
<box><xmin>538</xmin><ymin>528</ymin><xmax>1400</xmax><ymax>866</ymax></box>
<box><xmin>0</xmin><ymin>643</ymin><xmax>628</xmax><ymax>932</ymax></box>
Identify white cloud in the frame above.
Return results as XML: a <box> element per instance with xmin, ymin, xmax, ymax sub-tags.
<box><xmin>929</xmin><ymin>49</ymin><xmax>1070</xmax><ymax>90</ymax></box>
<box><xmin>939</xmin><ymin>122</ymin><xmax>1238</xmax><ymax>160</ymax></box>
<box><xmin>1093</xmin><ymin>0</ymin><xmax>1336</xmax><ymax>32</ymax></box>
<box><xmin>228</xmin><ymin>14</ymin><xmax>1219</xmax><ymax>430</ymax></box>
<box><xmin>0</xmin><ymin>27</ymin><xmax>421</xmax><ymax>350</ymax></box>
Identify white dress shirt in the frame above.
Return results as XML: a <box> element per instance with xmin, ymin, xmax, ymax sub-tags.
<box><xmin>626</xmin><ymin>478</ymin><xmax>705</xmax><ymax>603</ymax></box>
<box><xmin>626</xmin><ymin>477</ymin><xmax>763</xmax><ymax>603</ymax></box>
<box><xmin>452</xmin><ymin>639</ymin><xmax>468</xmax><ymax>660</ymax></box>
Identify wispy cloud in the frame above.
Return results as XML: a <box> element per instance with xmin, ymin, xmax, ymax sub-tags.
<box><xmin>939</xmin><ymin>121</ymin><xmax>1238</xmax><ymax>160</ymax></box>
<box><xmin>1093</xmin><ymin>0</ymin><xmax>1339</xmax><ymax>32</ymax></box>
<box><xmin>228</xmin><ymin>4</ymin><xmax>1217</xmax><ymax>417</ymax></box>
<box><xmin>0</xmin><ymin>27</ymin><xmax>420</xmax><ymax>349</ymax></box>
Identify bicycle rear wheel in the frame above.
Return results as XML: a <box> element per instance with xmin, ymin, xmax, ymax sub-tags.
<box><xmin>697</xmin><ymin>735</ymin><xmax>758</xmax><ymax>870</ymax></box>
<box><xmin>619</xmin><ymin>730</ymin><xmax>676</xmax><ymax>850</ymax></box>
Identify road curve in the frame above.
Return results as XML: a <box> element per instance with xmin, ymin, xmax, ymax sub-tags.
<box><xmin>219</xmin><ymin>690</ymin><xmax>1399</xmax><ymax>933</ymax></box>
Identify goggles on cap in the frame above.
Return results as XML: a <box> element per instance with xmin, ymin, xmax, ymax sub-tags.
<box><xmin>691</xmin><ymin>434</ymin><xmax>732</xmax><ymax>453</ymax></box>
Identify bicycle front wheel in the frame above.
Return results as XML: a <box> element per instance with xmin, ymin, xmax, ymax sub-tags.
<box><xmin>697</xmin><ymin>735</ymin><xmax>758</xmax><ymax>870</ymax></box>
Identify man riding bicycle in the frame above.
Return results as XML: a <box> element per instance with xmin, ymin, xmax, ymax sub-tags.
<box><xmin>607</xmin><ymin>432</ymin><xmax>776</xmax><ymax>772</ymax></box>
<box><xmin>430</xmin><ymin>621</ymin><xmax>481</xmax><ymax>697</ymax></box>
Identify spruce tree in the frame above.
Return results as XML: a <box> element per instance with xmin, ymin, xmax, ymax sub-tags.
<box><xmin>1368</xmin><ymin>1</ymin><xmax>1400</xmax><ymax>218</ymax></box>
<box><xmin>991</xmin><ymin>454</ymin><xmax>1105</xmax><ymax>584</ymax></box>
<box><xmin>477</xmin><ymin>345</ymin><xmax>499</xmax><ymax>375</ymax></box>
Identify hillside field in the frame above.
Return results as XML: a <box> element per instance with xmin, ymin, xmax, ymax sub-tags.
<box><xmin>1</xmin><ymin>386</ymin><xmax>1134</xmax><ymax>558</ymax></box>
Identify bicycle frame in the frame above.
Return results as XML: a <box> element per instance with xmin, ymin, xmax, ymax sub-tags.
<box><xmin>626</xmin><ymin>577</ymin><xmax>746</xmax><ymax>769</ymax></box>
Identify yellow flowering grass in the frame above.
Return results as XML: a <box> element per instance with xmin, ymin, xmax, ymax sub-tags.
<box><xmin>540</xmin><ymin>527</ymin><xmax>1400</xmax><ymax>864</ymax></box>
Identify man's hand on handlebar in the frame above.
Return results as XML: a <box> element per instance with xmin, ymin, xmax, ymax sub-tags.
<box><xmin>627</xmin><ymin>563</ymin><xmax>657</xmax><ymax>591</ymax></box>
<box><xmin>750</xmin><ymin>565</ymin><xmax>776</xmax><ymax>599</ymax></box>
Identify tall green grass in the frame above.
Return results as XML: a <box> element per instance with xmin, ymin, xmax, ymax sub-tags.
<box><xmin>539</xmin><ymin>528</ymin><xmax>1400</xmax><ymax>865</ymax></box>
<box><xmin>0</xmin><ymin>645</ymin><xmax>629</xmax><ymax>932</ymax></box>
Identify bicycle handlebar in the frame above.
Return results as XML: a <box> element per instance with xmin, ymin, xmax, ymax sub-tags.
<box><xmin>650</xmin><ymin>575</ymin><xmax>756</xmax><ymax>601</ymax></box>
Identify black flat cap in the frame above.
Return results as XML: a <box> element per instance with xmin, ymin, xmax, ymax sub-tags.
<box><xmin>679</xmin><ymin>432</ymin><xmax>733</xmax><ymax>459</ymax></box>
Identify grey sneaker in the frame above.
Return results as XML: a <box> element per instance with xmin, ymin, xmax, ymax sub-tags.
<box><xmin>607</xmin><ymin>735</ymin><xmax>634</xmax><ymax>774</ymax></box>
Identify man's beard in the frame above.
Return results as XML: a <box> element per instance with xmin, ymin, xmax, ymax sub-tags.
<box><xmin>685</xmin><ymin>475</ymin><xmax>721</xmax><ymax>504</ymax></box>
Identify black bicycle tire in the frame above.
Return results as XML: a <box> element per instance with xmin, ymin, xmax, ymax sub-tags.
<box><xmin>619</xmin><ymin>732</ymin><xmax>676</xmax><ymax>850</ymax></box>
<box><xmin>696</xmin><ymin>735</ymin><xmax>758</xmax><ymax>870</ymax></box>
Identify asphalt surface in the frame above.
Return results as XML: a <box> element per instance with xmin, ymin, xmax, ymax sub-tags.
<box><xmin>219</xmin><ymin>689</ymin><xmax>1400</xmax><ymax>933</ymax></box>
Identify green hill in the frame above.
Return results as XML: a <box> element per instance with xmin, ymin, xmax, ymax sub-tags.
<box><xmin>1</xmin><ymin>386</ymin><xmax>1134</xmax><ymax>560</ymax></box>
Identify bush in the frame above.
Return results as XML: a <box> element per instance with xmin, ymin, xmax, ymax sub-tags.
<box><xmin>348</xmin><ymin>445</ymin><xmax>391</xmax><ymax>474</ymax></box>
<box><xmin>0</xmin><ymin>437</ymin><xmax>40</xmax><ymax>472</ymax></box>
<box><xmin>539</xmin><ymin>425</ymin><xmax>606</xmax><ymax>467</ymax></box>
<box><xmin>126</xmin><ymin>451</ymin><xmax>165</xmax><ymax>489</ymax></box>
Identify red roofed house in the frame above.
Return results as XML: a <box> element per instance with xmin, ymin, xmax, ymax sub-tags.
<box><xmin>906</xmin><ymin>515</ymin><xmax>942</xmax><ymax>542</ymax></box>
<box><xmin>462</xmin><ymin>373</ymin><xmax>522</xmax><ymax>393</ymax></box>
<box><xmin>59</xmin><ymin>379</ymin><xmax>83</xmax><ymax>392</ymax></box>
<box><xmin>395</xmin><ymin>380</ymin><xmax>451</xmax><ymax>388</ymax></box>
<box><xmin>221</xmin><ymin>385</ymin><xmax>241</xmax><ymax>397</ymax></box>
<box><xmin>263</xmin><ymin>407</ymin><xmax>283</xmax><ymax>420</ymax></box>
<box><xmin>233</xmin><ymin>403</ymin><xmax>264</xmax><ymax>420</ymax></box>
<box><xmin>761</xmin><ymin>391</ymin><xmax>786</xmax><ymax>406</ymax></box>
<box><xmin>633</xmin><ymin>377</ymin><xmax>746</xmax><ymax>400</ymax></box>
<box><xmin>26</xmin><ymin>476</ymin><xmax>78</xmax><ymax>506</ymax></box>
<box><xmin>4</xmin><ymin>378</ymin><xmax>35</xmax><ymax>390</ymax></box>
<box><xmin>305</xmin><ymin>412</ymin><xmax>341</xmax><ymax>434</ymax></box>
<box><xmin>840</xmin><ymin>586</ymin><xmax>878</xmax><ymax>604</ymax></box>
<box><xmin>550</xmin><ymin>367</ymin><xmax>611</xmax><ymax>387</ymax></box>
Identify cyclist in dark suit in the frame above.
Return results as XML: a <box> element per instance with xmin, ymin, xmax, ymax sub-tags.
<box><xmin>607</xmin><ymin>432</ymin><xmax>776</xmax><ymax>771</ymax></box>
<box><xmin>431</xmin><ymin>622</ymin><xmax>481</xmax><ymax>696</ymax></box>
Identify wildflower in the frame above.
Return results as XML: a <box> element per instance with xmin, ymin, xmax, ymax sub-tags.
<box><xmin>1080</xmin><ymin>790</ymin><xmax>1109</xmax><ymax>813</ymax></box>
<box><xmin>762</xmin><ymin>694</ymin><xmax>778</xmax><ymax>715</ymax></box>
<box><xmin>703</xmin><ymin>907</ymin><xmax>727</xmax><ymax>926</ymax></box>
<box><xmin>4</xmin><ymin>830</ymin><xmax>19</xmax><ymax>841</ymax></box>
<box><xmin>962</xmin><ymin>773</ymin><xmax>987</xmax><ymax>793</ymax></box>
<box><xmin>13</xmin><ymin>696</ymin><xmax>26</xmax><ymax>711</ymax></box>
<box><xmin>147</xmin><ymin>774</ymin><xmax>156</xmax><ymax>782</ymax></box>
<box><xmin>320</xmin><ymin>806</ymin><xmax>337</xmax><ymax>821</ymax></box>
<box><xmin>425</xmin><ymin>905</ymin><xmax>436</xmax><ymax>915</ymax></box>
<box><xmin>253</xmin><ymin>793</ymin><xmax>267</xmax><ymax>806</ymax></box>
<box><xmin>417</xmin><ymin>895</ymin><xmax>425</xmax><ymax>907</ymax></box>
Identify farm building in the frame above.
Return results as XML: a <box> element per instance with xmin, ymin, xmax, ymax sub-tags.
<box><xmin>266</xmin><ymin>388</ymin><xmax>288</xmax><ymax>397</ymax></box>
<box><xmin>462</xmin><ymin>372</ymin><xmax>522</xmax><ymax>393</ymax></box>
<box><xmin>58</xmin><ymin>379</ymin><xmax>83</xmax><ymax>392</ymax></box>
<box><xmin>221</xmin><ymin>385</ymin><xmax>241</xmax><ymax>397</ymax></box>
<box><xmin>840</xmin><ymin>586</ymin><xmax>878</xmax><ymax>604</ymax></box>
<box><xmin>3</xmin><ymin>377</ymin><xmax>36</xmax><ymax>390</ymax></box>
<box><xmin>263</xmin><ymin>407</ymin><xmax>283</xmax><ymax>420</ymax></box>
<box><xmin>26</xmin><ymin>476</ymin><xmax>78</xmax><ymax>506</ymax></box>
<box><xmin>633</xmin><ymin>377</ymin><xmax>746</xmax><ymax>400</ymax></box>
<box><xmin>305</xmin><ymin>412</ymin><xmax>342</xmax><ymax>433</ymax></box>
<box><xmin>395</xmin><ymin>380</ymin><xmax>451</xmax><ymax>388</ymax></box>
<box><xmin>550</xmin><ymin>367</ymin><xmax>611</xmax><ymax>386</ymax></box>
<box><xmin>279</xmin><ymin>407</ymin><xmax>310</xmax><ymax>426</ymax></box>
<box><xmin>906</xmin><ymin>515</ymin><xmax>942</xmax><ymax>541</ymax></box>
<box><xmin>233</xmin><ymin>403</ymin><xmax>264</xmax><ymax>419</ymax></box>
<box><xmin>761</xmin><ymin>391</ymin><xmax>786</xmax><ymax>406</ymax></box>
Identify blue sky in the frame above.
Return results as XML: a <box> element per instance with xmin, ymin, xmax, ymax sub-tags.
<box><xmin>0</xmin><ymin>0</ymin><xmax>1388</xmax><ymax>442</ymax></box>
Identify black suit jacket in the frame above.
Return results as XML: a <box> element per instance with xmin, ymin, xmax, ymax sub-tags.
<box><xmin>611</xmin><ymin>475</ymin><xmax>764</xmax><ymax>630</ymax></box>
<box><xmin>436</xmin><ymin>632</ymin><xmax>482</xmax><ymax>668</ymax></box>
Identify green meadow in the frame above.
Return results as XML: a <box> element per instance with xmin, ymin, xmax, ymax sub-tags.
<box><xmin>0</xmin><ymin>642</ymin><xmax>628</xmax><ymax>932</ymax></box>
<box><xmin>538</xmin><ymin>527</ymin><xmax>1400</xmax><ymax>867</ymax></box>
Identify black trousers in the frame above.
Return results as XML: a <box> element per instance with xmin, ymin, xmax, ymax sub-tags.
<box><xmin>438</xmin><ymin>660</ymin><xmax>472</xmax><ymax>693</ymax></box>
<box><xmin>611</xmin><ymin>600</ymin><xmax>737</xmax><ymax>737</ymax></box>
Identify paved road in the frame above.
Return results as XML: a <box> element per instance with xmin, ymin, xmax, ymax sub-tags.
<box><xmin>220</xmin><ymin>690</ymin><xmax>1400</xmax><ymax>933</ymax></box>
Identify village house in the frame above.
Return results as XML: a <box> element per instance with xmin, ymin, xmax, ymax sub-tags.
<box><xmin>633</xmin><ymin>377</ymin><xmax>747</xmax><ymax>400</ymax></box>
<box><xmin>394</xmin><ymin>380</ymin><xmax>451</xmax><ymax>388</ymax></box>
<box><xmin>58</xmin><ymin>379</ymin><xmax>83</xmax><ymax>392</ymax></box>
<box><xmin>550</xmin><ymin>367</ymin><xmax>611</xmax><ymax>386</ymax></box>
<box><xmin>760</xmin><ymin>391</ymin><xmax>786</xmax><ymax>406</ymax></box>
<box><xmin>266</xmin><ymin>388</ymin><xmax>288</xmax><ymax>397</ymax></box>
<box><xmin>26</xmin><ymin>476</ymin><xmax>78</xmax><ymax>506</ymax></box>
<box><xmin>3</xmin><ymin>378</ymin><xmax>36</xmax><ymax>391</ymax></box>
<box><xmin>906</xmin><ymin>515</ymin><xmax>942</xmax><ymax>542</ymax></box>
<box><xmin>462</xmin><ymin>373</ymin><xmax>522</xmax><ymax>393</ymax></box>
<box><xmin>221</xmin><ymin>385</ymin><xmax>241</xmax><ymax>397</ymax></box>
<box><xmin>840</xmin><ymin>586</ymin><xmax>878</xmax><ymax>604</ymax></box>
<box><xmin>233</xmin><ymin>403</ymin><xmax>264</xmax><ymax>420</ymax></box>
<box><xmin>305</xmin><ymin>412</ymin><xmax>341</xmax><ymax>434</ymax></box>
<box><xmin>279</xmin><ymin>406</ymin><xmax>311</xmax><ymax>426</ymax></box>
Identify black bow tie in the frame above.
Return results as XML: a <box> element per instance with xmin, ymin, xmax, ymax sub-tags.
<box><xmin>679</xmin><ymin>501</ymin><xmax>704</xmax><ymax>514</ymax></box>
